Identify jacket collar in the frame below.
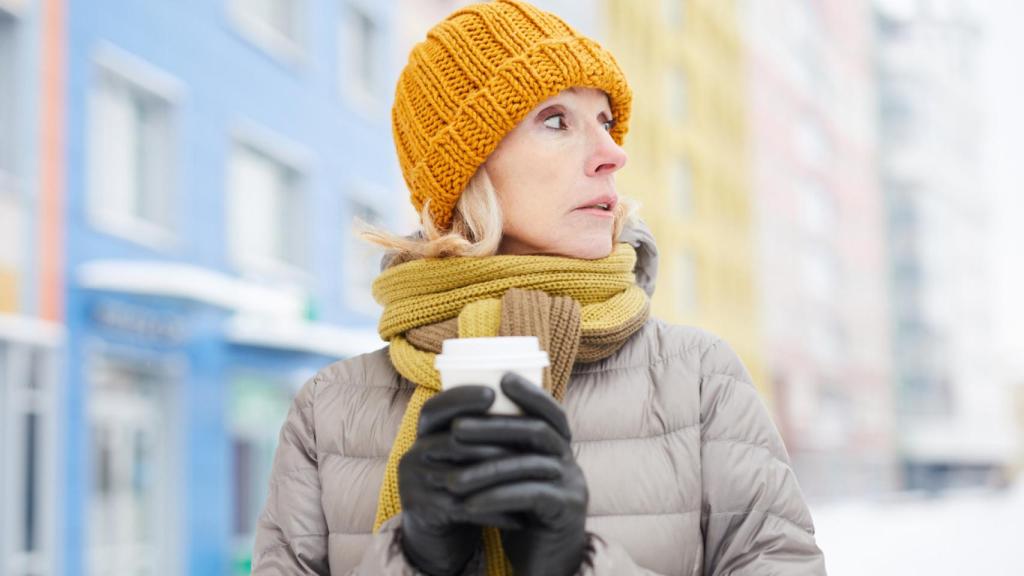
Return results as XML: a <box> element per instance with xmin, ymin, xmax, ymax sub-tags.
<box><xmin>617</xmin><ymin>218</ymin><xmax>659</xmax><ymax>298</ymax></box>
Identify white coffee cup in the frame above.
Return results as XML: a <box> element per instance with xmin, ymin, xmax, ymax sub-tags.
<box><xmin>434</xmin><ymin>336</ymin><xmax>550</xmax><ymax>415</ymax></box>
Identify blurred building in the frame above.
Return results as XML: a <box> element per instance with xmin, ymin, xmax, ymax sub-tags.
<box><xmin>2</xmin><ymin>1</ymin><xmax>405</xmax><ymax>575</ymax></box>
<box><xmin>603</xmin><ymin>0</ymin><xmax>767</xmax><ymax>392</ymax></box>
<box><xmin>745</xmin><ymin>0</ymin><xmax>897</xmax><ymax>501</ymax></box>
<box><xmin>1</xmin><ymin>1</ymin><xmax>63</xmax><ymax>576</ymax></box>
<box><xmin>0</xmin><ymin>1</ymin><xmax>20</xmax><ymax>312</ymax></box>
<box><xmin>876</xmin><ymin>0</ymin><xmax>1016</xmax><ymax>490</ymax></box>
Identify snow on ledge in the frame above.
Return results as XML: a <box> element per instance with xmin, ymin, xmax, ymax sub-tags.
<box><xmin>0</xmin><ymin>313</ymin><xmax>65</xmax><ymax>347</ymax></box>
<box><xmin>225</xmin><ymin>314</ymin><xmax>384</xmax><ymax>359</ymax></box>
<box><xmin>77</xmin><ymin>260</ymin><xmax>385</xmax><ymax>358</ymax></box>
<box><xmin>77</xmin><ymin>260</ymin><xmax>303</xmax><ymax>317</ymax></box>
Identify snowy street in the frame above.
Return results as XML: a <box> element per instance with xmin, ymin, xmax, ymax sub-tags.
<box><xmin>811</xmin><ymin>482</ymin><xmax>1024</xmax><ymax>575</ymax></box>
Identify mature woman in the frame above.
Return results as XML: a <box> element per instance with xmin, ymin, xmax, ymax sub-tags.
<box><xmin>252</xmin><ymin>1</ymin><xmax>826</xmax><ymax>574</ymax></box>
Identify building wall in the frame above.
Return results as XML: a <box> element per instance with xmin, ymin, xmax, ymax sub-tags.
<box><xmin>877</xmin><ymin>0</ymin><xmax>1016</xmax><ymax>488</ymax></box>
<box><xmin>64</xmin><ymin>0</ymin><xmax>400</xmax><ymax>325</ymax></box>
<box><xmin>2</xmin><ymin>2</ymin><xmax>65</xmax><ymax>576</ymax></box>
<box><xmin>603</xmin><ymin>0</ymin><xmax>765</xmax><ymax>393</ymax></box>
<box><xmin>0</xmin><ymin>0</ymin><xmax>34</xmax><ymax>313</ymax></box>
<box><xmin>60</xmin><ymin>1</ymin><xmax>398</xmax><ymax>574</ymax></box>
<box><xmin>746</xmin><ymin>0</ymin><xmax>896</xmax><ymax>501</ymax></box>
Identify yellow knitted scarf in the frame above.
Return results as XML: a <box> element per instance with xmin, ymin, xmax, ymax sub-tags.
<box><xmin>372</xmin><ymin>243</ymin><xmax>650</xmax><ymax>575</ymax></box>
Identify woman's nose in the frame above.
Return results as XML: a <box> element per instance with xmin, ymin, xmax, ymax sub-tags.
<box><xmin>586</xmin><ymin>125</ymin><xmax>628</xmax><ymax>177</ymax></box>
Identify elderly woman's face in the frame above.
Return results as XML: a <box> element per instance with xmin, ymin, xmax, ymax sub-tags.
<box><xmin>485</xmin><ymin>87</ymin><xmax>628</xmax><ymax>259</ymax></box>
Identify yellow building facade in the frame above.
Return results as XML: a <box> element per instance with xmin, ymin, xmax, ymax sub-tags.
<box><xmin>602</xmin><ymin>0</ymin><xmax>766</xmax><ymax>394</ymax></box>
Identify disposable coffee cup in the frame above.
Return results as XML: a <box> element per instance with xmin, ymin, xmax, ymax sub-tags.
<box><xmin>434</xmin><ymin>336</ymin><xmax>550</xmax><ymax>415</ymax></box>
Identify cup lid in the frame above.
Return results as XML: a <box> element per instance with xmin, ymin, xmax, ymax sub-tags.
<box><xmin>440</xmin><ymin>336</ymin><xmax>541</xmax><ymax>356</ymax></box>
<box><xmin>435</xmin><ymin>337</ymin><xmax>550</xmax><ymax>371</ymax></box>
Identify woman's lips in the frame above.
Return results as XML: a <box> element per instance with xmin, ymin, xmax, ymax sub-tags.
<box><xmin>573</xmin><ymin>206</ymin><xmax>615</xmax><ymax>218</ymax></box>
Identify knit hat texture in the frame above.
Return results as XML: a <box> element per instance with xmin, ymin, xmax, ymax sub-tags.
<box><xmin>391</xmin><ymin>0</ymin><xmax>632</xmax><ymax>230</ymax></box>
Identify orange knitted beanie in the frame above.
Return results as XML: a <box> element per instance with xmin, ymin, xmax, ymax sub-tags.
<box><xmin>392</xmin><ymin>0</ymin><xmax>632</xmax><ymax>230</ymax></box>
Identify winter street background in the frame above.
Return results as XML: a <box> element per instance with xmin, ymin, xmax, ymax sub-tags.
<box><xmin>813</xmin><ymin>2</ymin><xmax>1024</xmax><ymax>574</ymax></box>
<box><xmin>2</xmin><ymin>0</ymin><xmax>1023</xmax><ymax>574</ymax></box>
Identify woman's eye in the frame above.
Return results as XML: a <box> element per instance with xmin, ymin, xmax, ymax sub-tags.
<box><xmin>603</xmin><ymin>118</ymin><xmax>616</xmax><ymax>132</ymax></box>
<box><xmin>543</xmin><ymin>114</ymin><xmax>567</xmax><ymax>130</ymax></box>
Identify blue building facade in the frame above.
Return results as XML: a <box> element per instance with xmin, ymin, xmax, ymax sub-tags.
<box><xmin>57</xmin><ymin>1</ymin><xmax>400</xmax><ymax>574</ymax></box>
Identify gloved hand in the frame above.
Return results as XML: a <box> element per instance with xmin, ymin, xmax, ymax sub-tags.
<box><xmin>447</xmin><ymin>373</ymin><xmax>589</xmax><ymax>576</ymax></box>
<box><xmin>399</xmin><ymin>385</ymin><xmax>554</xmax><ymax>575</ymax></box>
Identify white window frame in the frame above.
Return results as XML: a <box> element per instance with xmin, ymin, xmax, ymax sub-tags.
<box><xmin>664</xmin><ymin>65</ymin><xmax>688</xmax><ymax>122</ymax></box>
<box><xmin>799</xmin><ymin>240</ymin><xmax>839</xmax><ymax>306</ymax></box>
<box><xmin>0</xmin><ymin>12</ymin><xmax>21</xmax><ymax>312</ymax></box>
<box><xmin>86</xmin><ymin>43</ymin><xmax>183</xmax><ymax>252</ymax></box>
<box><xmin>1</xmin><ymin>335</ymin><xmax>61</xmax><ymax>576</ymax></box>
<box><xmin>797</xmin><ymin>178</ymin><xmax>837</xmax><ymax>238</ymax></box>
<box><xmin>0</xmin><ymin>1</ymin><xmax>27</xmax><ymax>15</ymax></box>
<box><xmin>338</xmin><ymin>0</ymin><xmax>384</xmax><ymax>117</ymax></box>
<box><xmin>0</xmin><ymin>10</ymin><xmax>19</xmax><ymax>177</ymax></box>
<box><xmin>227</xmin><ymin>120</ymin><xmax>312</xmax><ymax>282</ymax></box>
<box><xmin>227</xmin><ymin>0</ymin><xmax>306</xmax><ymax>64</ymax></box>
<box><xmin>667</xmin><ymin>155</ymin><xmax>693</xmax><ymax>217</ymax></box>
<box><xmin>0</xmin><ymin>168</ymin><xmax>21</xmax><ymax>313</ymax></box>
<box><xmin>343</xmin><ymin>181</ymin><xmax>388</xmax><ymax>314</ymax></box>
<box><xmin>661</xmin><ymin>0</ymin><xmax>685</xmax><ymax>30</ymax></box>
<box><xmin>794</xmin><ymin>114</ymin><xmax>831</xmax><ymax>170</ymax></box>
<box><xmin>83</xmin><ymin>346</ymin><xmax>183</xmax><ymax>576</ymax></box>
<box><xmin>673</xmin><ymin>252</ymin><xmax>698</xmax><ymax>318</ymax></box>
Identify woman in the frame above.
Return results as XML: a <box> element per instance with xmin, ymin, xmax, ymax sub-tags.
<box><xmin>253</xmin><ymin>1</ymin><xmax>826</xmax><ymax>574</ymax></box>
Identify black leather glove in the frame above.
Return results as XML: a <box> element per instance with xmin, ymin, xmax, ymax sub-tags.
<box><xmin>399</xmin><ymin>385</ymin><xmax>549</xmax><ymax>575</ymax></box>
<box><xmin>447</xmin><ymin>373</ymin><xmax>589</xmax><ymax>576</ymax></box>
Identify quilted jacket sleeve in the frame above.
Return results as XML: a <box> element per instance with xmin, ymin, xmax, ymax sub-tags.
<box><xmin>698</xmin><ymin>337</ymin><xmax>826</xmax><ymax>576</ymax></box>
<box><xmin>251</xmin><ymin>375</ymin><xmax>438</xmax><ymax>576</ymax></box>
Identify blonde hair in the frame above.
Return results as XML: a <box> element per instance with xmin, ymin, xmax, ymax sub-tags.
<box><xmin>357</xmin><ymin>166</ymin><xmax>639</xmax><ymax>265</ymax></box>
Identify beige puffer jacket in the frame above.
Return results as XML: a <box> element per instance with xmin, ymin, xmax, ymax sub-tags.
<box><xmin>252</xmin><ymin>223</ymin><xmax>827</xmax><ymax>575</ymax></box>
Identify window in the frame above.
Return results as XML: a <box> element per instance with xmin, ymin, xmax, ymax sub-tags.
<box><xmin>880</xmin><ymin>89</ymin><xmax>916</xmax><ymax>145</ymax></box>
<box><xmin>0</xmin><ymin>12</ymin><xmax>17</xmax><ymax>174</ymax></box>
<box><xmin>673</xmin><ymin>252</ymin><xmax>698</xmax><ymax>317</ymax></box>
<box><xmin>807</xmin><ymin>314</ymin><xmax>843</xmax><ymax>367</ymax></box>
<box><xmin>229</xmin><ymin>0</ymin><xmax>304</xmax><ymax>59</ymax></box>
<box><xmin>87</xmin><ymin>355</ymin><xmax>174</xmax><ymax>576</ymax></box>
<box><xmin>661</xmin><ymin>0</ymin><xmax>685</xmax><ymax>30</ymax></box>
<box><xmin>667</xmin><ymin>156</ymin><xmax>693</xmax><ymax>217</ymax></box>
<box><xmin>0</xmin><ymin>179</ymin><xmax>20</xmax><ymax>312</ymax></box>
<box><xmin>227</xmin><ymin>140</ymin><xmax>306</xmax><ymax>276</ymax></box>
<box><xmin>664</xmin><ymin>66</ymin><xmax>688</xmax><ymax>121</ymax></box>
<box><xmin>88</xmin><ymin>64</ymin><xmax>176</xmax><ymax>245</ymax></box>
<box><xmin>339</xmin><ymin>1</ymin><xmax>382</xmax><ymax>110</ymax></box>
<box><xmin>345</xmin><ymin>196</ymin><xmax>385</xmax><ymax>312</ymax></box>
<box><xmin>797</xmin><ymin>178</ymin><xmax>836</xmax><ymax>238</ymax></box>
<box><xmin>228</xmin><ymin>376</ymin><xmax>292</xmax><ymax>576</ymax></box>
<box><xmin>795</xmin><ymin>115</ymin><xmax>830</xmax><ymax>170</ymax></box>
<box><xmin>2</xmin><ymin>343</ymin><xmax>57</xmax><ymax>576</ymax></box>
<box><xmin>800</xmin><ymin>242</ymin><xmax>838</xmax><ymax>305</ymax></box>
